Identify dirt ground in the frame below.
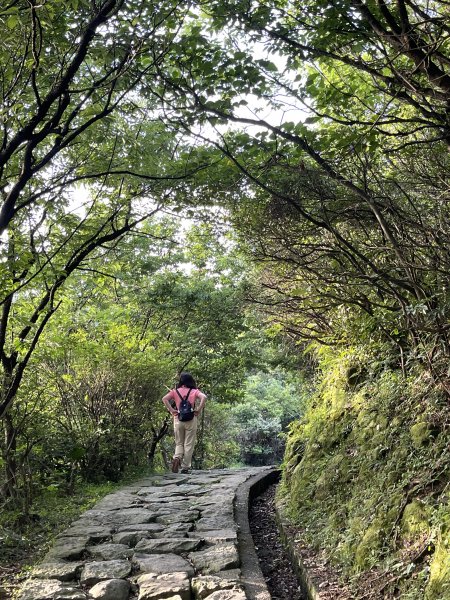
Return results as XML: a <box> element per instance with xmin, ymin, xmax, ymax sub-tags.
<box><xmin>249</xmin><ymin>484</ymin><xmax>304</xmax><ymax>600</ymax></box>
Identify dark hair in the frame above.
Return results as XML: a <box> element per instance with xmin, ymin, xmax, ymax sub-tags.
<box><xmin>177</xmin><ymin>372</ymin><xmax>197</xmax><ymax>389</ymax></box>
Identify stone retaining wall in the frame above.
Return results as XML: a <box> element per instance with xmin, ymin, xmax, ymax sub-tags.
<box><xmin>19</xmin><ymin>467</ymin><xmax>274</xmax><ymax>600</ymax></box>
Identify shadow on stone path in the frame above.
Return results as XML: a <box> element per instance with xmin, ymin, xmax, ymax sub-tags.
<box><xmin>19</xmin><ymin>467</ymin><xmax>273</xmax><ymax>600</ymax></box>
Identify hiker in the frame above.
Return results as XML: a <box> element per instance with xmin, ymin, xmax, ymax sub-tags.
<box><xmin>162</xmin><ymin>372</ymin><xmax>206</xmax><ymax>473</ymax></box>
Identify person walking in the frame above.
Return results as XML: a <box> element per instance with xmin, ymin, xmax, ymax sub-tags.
<box><xmin>162</xmin><ymin>372</ymin><xmax>206</xmax><ymax>473</ymax></box>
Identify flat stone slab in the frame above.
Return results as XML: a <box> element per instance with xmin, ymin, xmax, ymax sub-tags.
<box><xmin>87</xmin><ymin>543</ymin><xmax>134</xmax><ymax>560</ymax></box>
<box><xmin>172</xmin><ymin>484</ymin><xmax>209</xmax><ymax>495</ymax></box>
<box><xmin>156</xmin><ymin>523</ymin><xmax>193</xmax><ymax>537</ymax></box>
<box><xmin>115</xmin><ymin>522</ymin><xmax>165</xmax><ymax>533</ymax></box>
<box><xmin>188</xmin><ymin>530</ymin><xmax>238</xmax><ymax>545</ymax></box>
<box><xmin>142</xmin><ymin>477</ymin><xmax>188</xmax><ymax>487</ymax></box>
<box><xmin>155</xmin><ymin>510</ymin><xmax>199</xmax><ymax>525</ymax></box>
<box><xmin>133</xmin><ymin>553</ymin><xmax>194</xmax><ymax>577</ymax></box>
<box><xmin>186</xmin><ymin>471</ymin><xmax>222</xmax><ymax>487</ymax></box>
<box><xmin>137</xmin><ymin>572</ymin><xmax>190</xmax><ymax>600</ymax></box>
<box><xmin>19</xmin><ymin>579</ymin><xmax>87</xmax><ymax>600</ymax></box>
<box><xmin>110</xmin><ymin>531</ymin><xmax>144</xmax><ymax>546</ymax></box>
<box><xmin>89</xmin><ymin>578</ymin><xmax>131</xmax><ymax>600</ymax></box>
<box><xmin>216</xmin><ymin>569</ymin><xmax>241</xmax><ymax>580</ymax></box>
<box><xmin>77</xmin><ymin>508</ymin><xmax>155</xmax><ymax>526</ymax></box>
<box><xmin>134</xmin><ymin>538</ymin><xmax>202</xmax><ymax>555</ymax></box>
<box><xmin>200</xmin><ymin>502</ymin><xmax>234</xmax><ymax>516</ymax></box>
<box><xmin>44</xmin><ymin>537</ymin><xmax>89</xmax><ymax>561</ymax></box>
<box><xmin>143</xmin><ymin>506</ymin><xmax>185</xmax><ymax>517</ymax></box>
<box><xmin>191</xmin><ymin>575</ymin><xmax>242</xmax><ymax>599</ymax></box>
<box><xmin>111</xmin><ymin>531</ymin><xmax>143</xmax><ymax>546</ymax></box>
<box><xmin>62</xmin><ymin>526</ymin><xmax>112</xmax><ymax>542</ymax></box>
<box><xmin>139</xmin><ymin>503</ymin><xmax>190</xmax><ymax>513</ymax></box>
<box><xmin>109</xmin><ymin>507</ymin><xmax>157</xmax><ymax>524</ymax></box>
<box><xmin>195</xmin><ymin>518</ymin><xmax>237</xmax><ymax>532</ymax></box>
<box><xmin>207</xmin><ymin>590</ymin><xmax>246</xmax><ymax>600</ymax></box>
<box><xmin>189</xmin><ymin>544</ymin><xmax>240</xmax><ymax>574</ymax></box>
<box><xmin>80</xmin><ymin>560</ymin><xmax>132</xmax><ymax>586</ymax></box>
<box><xmin>32</xmin><ymin>562</ymin><xmax>84</xmax><ymax>581</ymax></box>
<box><xmin>95</xmin><ymin>493</ymin><xmax>140</xmax><ymax>510</ymax></box>
<box><xmin>195</xmin><ymin>497</ymin><xmax>234</xmax><ymax>509</ymax></box>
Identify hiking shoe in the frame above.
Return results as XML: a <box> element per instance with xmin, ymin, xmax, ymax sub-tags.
<box><xmin>180</xmin><ymin>468</ymin><xmax>191</xmax><ymax>474</ymax></box>
<box><xmin>171</xmin><ymin>457</ymin><xmax>181</xmax><ymax>473</ymax></box>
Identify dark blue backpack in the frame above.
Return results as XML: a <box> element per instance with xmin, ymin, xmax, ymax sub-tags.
<box><xmin>175</xmin><ymin>388</ymin><xmax>194</xmax><ymax>422</ymax></box>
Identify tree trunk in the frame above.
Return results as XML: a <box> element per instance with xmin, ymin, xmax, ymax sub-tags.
<box><xmin>147</xmin><ymin>418</ymin><xmax>170</xmax><ymax>464</ymax></box>
<box><xmin>2</xmin><ymin>413</ymin><xmax>18</xmax><ymax>500</ymax></box>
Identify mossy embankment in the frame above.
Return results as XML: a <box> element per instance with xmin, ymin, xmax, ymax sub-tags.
<box><xmin>280</xmin><ymin>347</ymin><xmax>450</xmax><ymax>599</ymax></box>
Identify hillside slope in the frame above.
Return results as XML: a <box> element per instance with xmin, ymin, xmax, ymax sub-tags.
<box><xmin>281</xmin><ymin>348</ymin><xmax>450</xmax><ymax>599</ymax></box>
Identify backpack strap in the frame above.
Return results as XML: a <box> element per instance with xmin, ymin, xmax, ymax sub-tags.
<box><xmin>175</xmin><ymin>388</ymin><xmax>192</xmax><ymax>404</ymax></box>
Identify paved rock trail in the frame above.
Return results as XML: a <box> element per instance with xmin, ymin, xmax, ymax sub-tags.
<box><xmin>19</xmin><ymin>467</ymin><xmax>274</xmax><ymax>600</ymax></box>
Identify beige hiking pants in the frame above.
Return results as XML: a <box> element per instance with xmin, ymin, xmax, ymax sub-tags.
<box><xmin>174</xmin><ymin>416</ymin><xmax>198</xmax><ymax>469</ymax></box>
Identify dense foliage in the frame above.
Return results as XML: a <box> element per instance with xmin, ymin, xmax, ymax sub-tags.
<box><xmin>1</xmin><ymin>216</ymin><xmax>278</xmax><ymax>502</ymax></box>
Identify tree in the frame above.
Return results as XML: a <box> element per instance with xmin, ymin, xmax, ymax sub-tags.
<box><xmin>0</xmin><ymin>212</ymin><xmax>275</xmax><ymax>502</ymax></box>
<box><xmin>230</xmin><ymin>369</ymin><xmax>306</xmax><ymax>465</ymax></box>
<box><xmin>0</xmin><ymin>115</ymin><xmax>212</xmax><ymax>499</ymax></box>
<box><xmin>0</xmin><ymin>1</ymin><xmax>219</xmax><ymax>428</ymax></box>
<box><xmin>150</xmin><ymin>0</ymin><xmax>450</xmax><ymax>386</ymax></box>
<box><xmin>0</xmin><ymin>0</ymin><xmax>221</xmax><ymax>490</ymax></box>
<box><xmin>0</xmin><ymin>0</ymin><xmax>198</xmax><ymax>232</ymax></box>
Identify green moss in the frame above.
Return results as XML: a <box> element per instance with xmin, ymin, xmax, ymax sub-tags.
<box><xmin>328</xmin><ymin>453</ymin><xmax>345</xmax><ymax>474</ymax></box>
<box><xmin>314</xmin><ymin>472</ymin><xmax>330</xmax><ymax>499</ymax></box>
<box><xmin>348</xmin><ymin>516</ymin><xmax>365</xmax><ymax>536</ymax></box>
<box><xmin>281</xmin><ymin>346</ymin><xmax>450</xmax><ymax>598</ymax></box>
<box><xmin>329</xmin><ymin>507</ymin><xmax>347</xmax><ymax>530</ymax></box>
<box><xmin>376</xmin><ymin>416</ymin><xmax>388</xmax><ymax>429</ymax></box>
<box><xmin>410</xmin><ymin>422</ymin><xmax>432</xmax><ymax>448</ymax></box>
<box><xmin>426</xmin><ymin>543</ymin><xmax>450</xmax><ymax>599</ymax></box>
<box><xmin>401</xmin><ymin>500</ymin><xmax>430</xmax><ymax>536</ymax></box>
<box><xmin>425</xmin><ymin>504</ymin><xmax>450</xmax><ymax>599</ymax></box>
<box><xmin>313</xmin><ymin>456</ymin><xmax>346</xmax><ymax>500</ymax></box>
<box><xmin>355</xmin><ymin>519</ymin><xmax>384</xmax><ymax>569</ymax></box>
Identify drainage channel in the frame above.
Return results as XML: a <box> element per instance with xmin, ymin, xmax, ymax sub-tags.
<box><xmin>249</xmin><ymin>483</ymin><xmax>305</xmax><ymax>600</ymax></box>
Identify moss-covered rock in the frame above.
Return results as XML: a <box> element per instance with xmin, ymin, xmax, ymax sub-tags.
<box><xmin>401</xmin><ymin>500</ymin><xmax>430</xmax><ymax>536</ymax></box>
<box><xmin>426</xmin><ymin>543</ymin><xmax>450</xmax><ymax>599</ymax></box>
<box><xmin>425</xmin><ymin>505</ymin><xmax>450</xmax><ymax>599</ymax></box>
<box><xmin>355</xmin><ymin>520</ymin><xmax>384</xmax><ymax>570</ymax></box>
<box><xmin>410</xmin><ymin>422</ymin><xmax>432</xmax><ymax>448</ymax></box>
<box><xmin>314</xmin><ymin>472</ymin><xmax>330</xmax><ymax>500</ymax></box>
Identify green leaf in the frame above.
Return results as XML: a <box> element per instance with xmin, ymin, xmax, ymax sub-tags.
<box><xmin>304</xmin><ymin>116</ymin><xmax>321</xmax><ymax>124</ymax></box>
<box><xmin>256</xmin><ymin>59</ymin><xmax>278</xmax><ymax>73</ymax></box>
<box><xmin>7</xmin><ymin>14</ymin><xmax>19</xmax><ymax>28</ymax></box>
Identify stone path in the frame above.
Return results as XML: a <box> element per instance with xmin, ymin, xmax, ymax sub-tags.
<box><xmin>19</xmin><ymin>467</ymin><xmax>273</xmax><ymax>600</ymax></box>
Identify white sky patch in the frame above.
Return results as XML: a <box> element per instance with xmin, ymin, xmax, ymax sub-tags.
<box><xmin>0</xmin><ymin>229</ymin><xmax>8</xmax><ymax>256</ymax></box>
<box><xmin>69</xmin><ymin>184</ymin><xmax>91</xmax><ymax>218</ymax></box>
